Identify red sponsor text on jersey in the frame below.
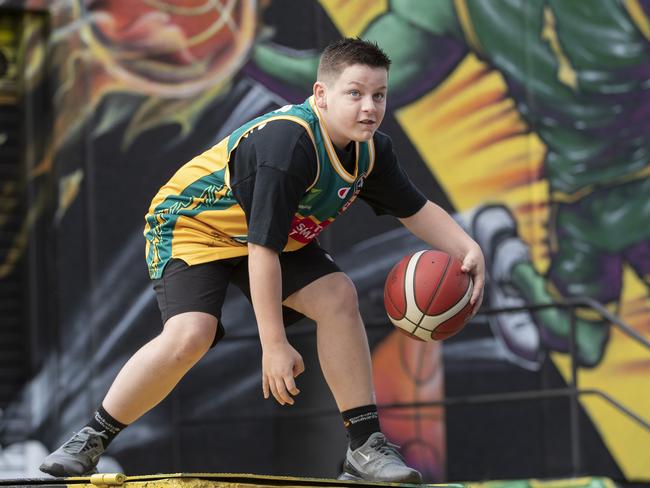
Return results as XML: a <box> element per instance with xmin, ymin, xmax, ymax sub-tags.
<box><xmin>288</xmin><ymin>215</ymin><xmax>332</xmax><ymax>243</ymax></box>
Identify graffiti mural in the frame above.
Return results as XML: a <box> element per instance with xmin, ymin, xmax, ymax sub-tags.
<box><xmin>0</xmin><ymin>0</ymin><xmax>648</xmax><ymax>484</ymax></box>
<box><xmin>256</xmin><ymin>0</ymin><xmax>650</xmax><ymax>480</ymax></box>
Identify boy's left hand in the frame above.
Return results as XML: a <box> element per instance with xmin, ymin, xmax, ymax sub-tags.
<box><xmin>460</xmin><ymin>244</ymin><xmax>485</xmax><ymax>317</ymax></box>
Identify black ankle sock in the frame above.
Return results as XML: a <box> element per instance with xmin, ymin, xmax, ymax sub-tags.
<box><xmin>342</xmin><ymin>404</ymin><xmax>381</xmax><ymax>450</ymax></box>
<box><xmin>86</xmin><ymin>405</ymin><xmax>128</xmax><ymax>448</ymax></box>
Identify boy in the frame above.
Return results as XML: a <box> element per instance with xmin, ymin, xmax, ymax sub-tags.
<box><xmin>40</xmin><ymin>38</ymin><xmax>485</xmax><ymax>483</ymax></box>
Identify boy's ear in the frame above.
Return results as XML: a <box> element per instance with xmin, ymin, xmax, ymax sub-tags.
<box><xmin>313</xmin><ymin>81</ymin><xmax>327</xmax><ymax>108</ymax></box>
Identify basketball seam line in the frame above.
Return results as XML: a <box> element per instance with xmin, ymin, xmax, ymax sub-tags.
<box><xmin>416</xmin><ymin>253</ymin><xmax>450</xmax><ymax>329</ymax></box>
<box><xmin>386</xmin><ymin>271</ymin><xmax>406</xmax><ymax>320</ymax></box>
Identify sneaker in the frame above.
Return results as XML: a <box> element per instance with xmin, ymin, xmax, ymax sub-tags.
<box><xmin>338</xmin><ymin>432</ymin><xmax>422</xmax><ymax>484</ymax></box>
<box><xmin>39</xmin><ymin>427</ymin><xmax>107</xmax><ymax>477</ymax></box>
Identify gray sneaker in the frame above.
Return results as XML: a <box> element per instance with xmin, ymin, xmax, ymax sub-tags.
<box><xmin>338</xmin><ymin>432</ymin><xmax>422</xmax><ymax>484</ymax></box>
<box><xmin>39</xmin><ymin>427</ymin><xmax>107</xmax><ymax>477</ymax></box>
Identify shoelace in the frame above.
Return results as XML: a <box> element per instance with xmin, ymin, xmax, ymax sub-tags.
<box><xmin>63</xmin><ymin>430</ymin><xmax>108</xmax><ymax>454</ymax></box>
<box><xmin>371</xmin><ymin>436</ymin><xmax>406</xmax><ymax>462</ymax></box>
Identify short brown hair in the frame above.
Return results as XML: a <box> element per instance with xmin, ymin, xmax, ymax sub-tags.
<box><xmin>317</xmin><ymin>37</ymin><xmax>391</xmax><ymax>82</ymax></box>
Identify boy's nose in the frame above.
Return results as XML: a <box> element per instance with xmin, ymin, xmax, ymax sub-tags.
<box><xmin>361</xmin><ymin>97</ymin><xmax>375</xmax><ymax>112</ymax></box>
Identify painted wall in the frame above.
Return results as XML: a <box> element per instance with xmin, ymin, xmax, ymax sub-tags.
<box><xmin>0</xmin><ymin>0</ymin><xmax>648</xmax><ymax>483</ymax></box>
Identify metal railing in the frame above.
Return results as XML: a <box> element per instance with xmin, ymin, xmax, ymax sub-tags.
<box><xmin>188</xmin><ymin>297</ymin><xmax>649</xmax><ymax>478</ymax></box>
<box><xmin>380</xmin><ymin>297</ymin><xmax>650</xmax><ymax>477</ymax></box>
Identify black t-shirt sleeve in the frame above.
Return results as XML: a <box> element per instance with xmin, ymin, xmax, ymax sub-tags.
<box><xmin>360</xmin><ymin>132</ymin><xmax>427</xmax><ymax>218</ymax></box>
<box><xmin>229</xmin><ymin>119</ymin><xmax>317</xmax><ymax>252</ymax></box>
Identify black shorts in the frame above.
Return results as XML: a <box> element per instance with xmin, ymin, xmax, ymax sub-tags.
<box><xmin>152</xmin><ymin>241</ymin><xmax>340</xmax><ymax>345</ymax></box>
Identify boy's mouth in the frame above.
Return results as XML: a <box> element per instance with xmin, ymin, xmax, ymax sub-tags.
<box><xmin>359</xmin><ymin>119</ymin><xmax>375</xmax><ymax>126</ymax></box>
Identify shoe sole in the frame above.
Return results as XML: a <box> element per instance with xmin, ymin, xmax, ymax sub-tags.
<box><xmin>39</xmin><ymin>462</ymin><xmax>65</xmax><ymax>478</ymax></box>
<box><xmin>337</xmin><ymin>471</ymin><xmax>362</xmax><ymax>481</ymax></box>
<box><xmin>39</xmin><ymin>462</ymin><xmax>98</xmax><ymax>477</ymax></box>
<box><xmin>340</xmin><ymin>461</ymin><xmax>421</xmax><ymax>484</ymax></box>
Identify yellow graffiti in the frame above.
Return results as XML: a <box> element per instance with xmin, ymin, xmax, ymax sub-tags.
<box><xmin>552</xmin><ymin>266</ymin><xmax>650</xmax><ymax>479</ymax></box>
<box><xmin>318</xmin><ymin>0</ymin><xmax>387</xmax><ymax>37</ymax></box>
<box><xmin>396</xmin><ymin>44</ymin><xmax>649</xmax><ymax>479</ymax></box>
<box><xmin>541</xmin><ymin>6</ymin><xmax>578</xmax><ymax>91</ymax></box>
<box><xmin>0</xmin><ymin>189</ymin><xmax>46</xmax><ymax>280</ymax></box>
<box><xmin>625</xmin><ymin>0</ymin><xmax>650</xmax><ymax>41</ymax></box>
<box><xmin>56</xmin><ymin>169</ymin><xmax>84</xmax><ymax>222</ymax></box>
<box><xmin>142</xmin><ymin>0</ymin><xmax>220</xmax><ymax>16</ymax></box>
<box><xmin>395</xmin><ymin>53</ymin><xmax>550</xmax><ymax>267</ymax></box>
<box><xmin>552</xmin><ymin>163</ymin><xmax>650</xmax><ymax>203</ymax></box>
<box><xmin>454</xmin><ymin>0</ymin><xmax>483</xmax><ymax>54</ymax></box>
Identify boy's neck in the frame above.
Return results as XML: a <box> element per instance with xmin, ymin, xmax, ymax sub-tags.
<box><xmin>333</xmin><ymin>140</ymin><xmax>353</xmax><ymax>151</ymax></box>
<box><xmin>334</xmin><ymin>141</ymin><xmax>354</xmax><ymax>155</ymax></box>
<box><xmin>321</xmin><ymin>111</ymin><xmax>352</xmax><ymax>150</ymax></box>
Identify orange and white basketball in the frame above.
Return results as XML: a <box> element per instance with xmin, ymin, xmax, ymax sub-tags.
<box><xmin>384</xmin><ymin>250</ymin><xmax>474</xmax><ymax>341</ymax></box>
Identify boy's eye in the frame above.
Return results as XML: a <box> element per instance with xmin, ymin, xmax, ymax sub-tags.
<box><xmin>374</xmin><ymin>93</ymin><xmax>385</xmax><ymax>101</ymax></box>
<box><xmin>348</xmin><ymin>90</ymin><xmax>360</xmax><ymax>97</ymax></box>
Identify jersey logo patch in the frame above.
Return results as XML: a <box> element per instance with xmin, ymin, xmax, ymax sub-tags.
<box><xmin>339</xmin><ymin>173</ymin><xmax>367</xmax><ymax>214</ymax></box>
<box><xmin>288</xmin><ymin>215</ymin><xmax>332</xmax><ymax>243</ymax></box>
<box><xmin>337</xmin><ymin>187</ymin><xmax>351</xmax><ymax>199</ymax></box>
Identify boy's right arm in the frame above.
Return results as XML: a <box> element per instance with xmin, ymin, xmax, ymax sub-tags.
<box><xmin>248</xmin><ymin>243</ymin><xmax>304</xmax><ymax>406</ymax></box>
<box><xmin>231</xmin><ymin>120</ymin><xmax>315</xmax><ymax>405</ymax></box>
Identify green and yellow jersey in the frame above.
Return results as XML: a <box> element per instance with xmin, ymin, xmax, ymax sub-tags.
<box><xmin>144</xmin><ymin>97</ymin><xmax>379</xmax><ymax>279</ymax></box>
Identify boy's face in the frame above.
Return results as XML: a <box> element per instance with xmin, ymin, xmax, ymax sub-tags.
<box><xmin>314</xmin><ymin>64</ymin><xmax>388</xmax><ymax>149</ymax></box>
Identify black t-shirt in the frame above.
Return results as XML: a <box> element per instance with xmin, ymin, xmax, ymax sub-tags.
<box><xmin>229</xmin><ymin>120</ymin><xmax>427</xmax><ymax>252</ymax></box>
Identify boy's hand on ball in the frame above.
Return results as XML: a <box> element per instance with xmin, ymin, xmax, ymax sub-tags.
<box><xmin>461</xmin><ymin>244</ymin><xmax>485</xmax><ymax>316</ymax></box>
<box><xmin>262</xmin><ymin>341</ymin><xmax>305</xmax><ymax>405</ymax></box>
<box><xmin>385</xmin><ymin>250</ymin><xmax>475</xmax><ymax>341</ymax></box>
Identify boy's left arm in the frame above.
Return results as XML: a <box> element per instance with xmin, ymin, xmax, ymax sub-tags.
<box><xmin>399</xmin><ymin>201</ymin><xmax>485</xmax><ymax>315</ymax></box>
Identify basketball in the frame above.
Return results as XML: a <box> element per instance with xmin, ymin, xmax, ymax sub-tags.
<box><xmin>384</xmin><ymin>250</ymin><xmax>474</xmax><ymax>341</ymax></box>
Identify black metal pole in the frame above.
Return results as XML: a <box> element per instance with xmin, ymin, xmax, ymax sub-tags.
<box><xmin>568</xmin><ymin>309</ymin><xmax>581</xmax><ymax>476</ymax></box>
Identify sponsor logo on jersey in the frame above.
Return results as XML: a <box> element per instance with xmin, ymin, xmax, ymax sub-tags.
<box><xmin>339</xmin><ymin>173</ymin><xmax>367</xmax><ymax>214</ymax></box>
<box><xmin>288</xmin><ymin>215</ymin><xmax>332</xmax><ymax>243</ymax></box>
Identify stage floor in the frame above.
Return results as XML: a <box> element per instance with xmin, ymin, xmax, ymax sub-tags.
<box><xmin>0</xmin><ymin>473</ymin><xmax>620</xmax><ymax>488</ymax></box>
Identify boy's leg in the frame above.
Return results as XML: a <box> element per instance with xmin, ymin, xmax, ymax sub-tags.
<box><xmin>283</xmin><ymin>271</ymin><xmax>421</xmax><ymax>483</ymax></box>
<box><xmin>40</xmin><ymin>259</ymin><xmax>231</xmax><ymax>477</ymax></box>
<box><xmin>102</xmin><ymin>312</ymin><xmax>218</xmax><ymax>423</ymax></box>
<box><xmin>283</xmin><ymin>272</ymin><xmax>373</xmax><ymax>411</ymax></box>
<box><xmin>231</xmin><ymin>243</ymin><xmax>420</xmax><ymax>482</ymax></box>
<box><xmin>39</xmin><ymin>312</ymin><xmax>218</xmax><ymax>477</ymax></box>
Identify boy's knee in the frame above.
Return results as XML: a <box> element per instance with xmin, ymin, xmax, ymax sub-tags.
<box><xmin>162</xmin><ymin>314</ymin><xmax>217</xmax><ymax>364</ymax></box>
<box><xmin>318</xmin><ymin>274</ymin><xmax>360</xmax><ymax>318</ymax></box>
